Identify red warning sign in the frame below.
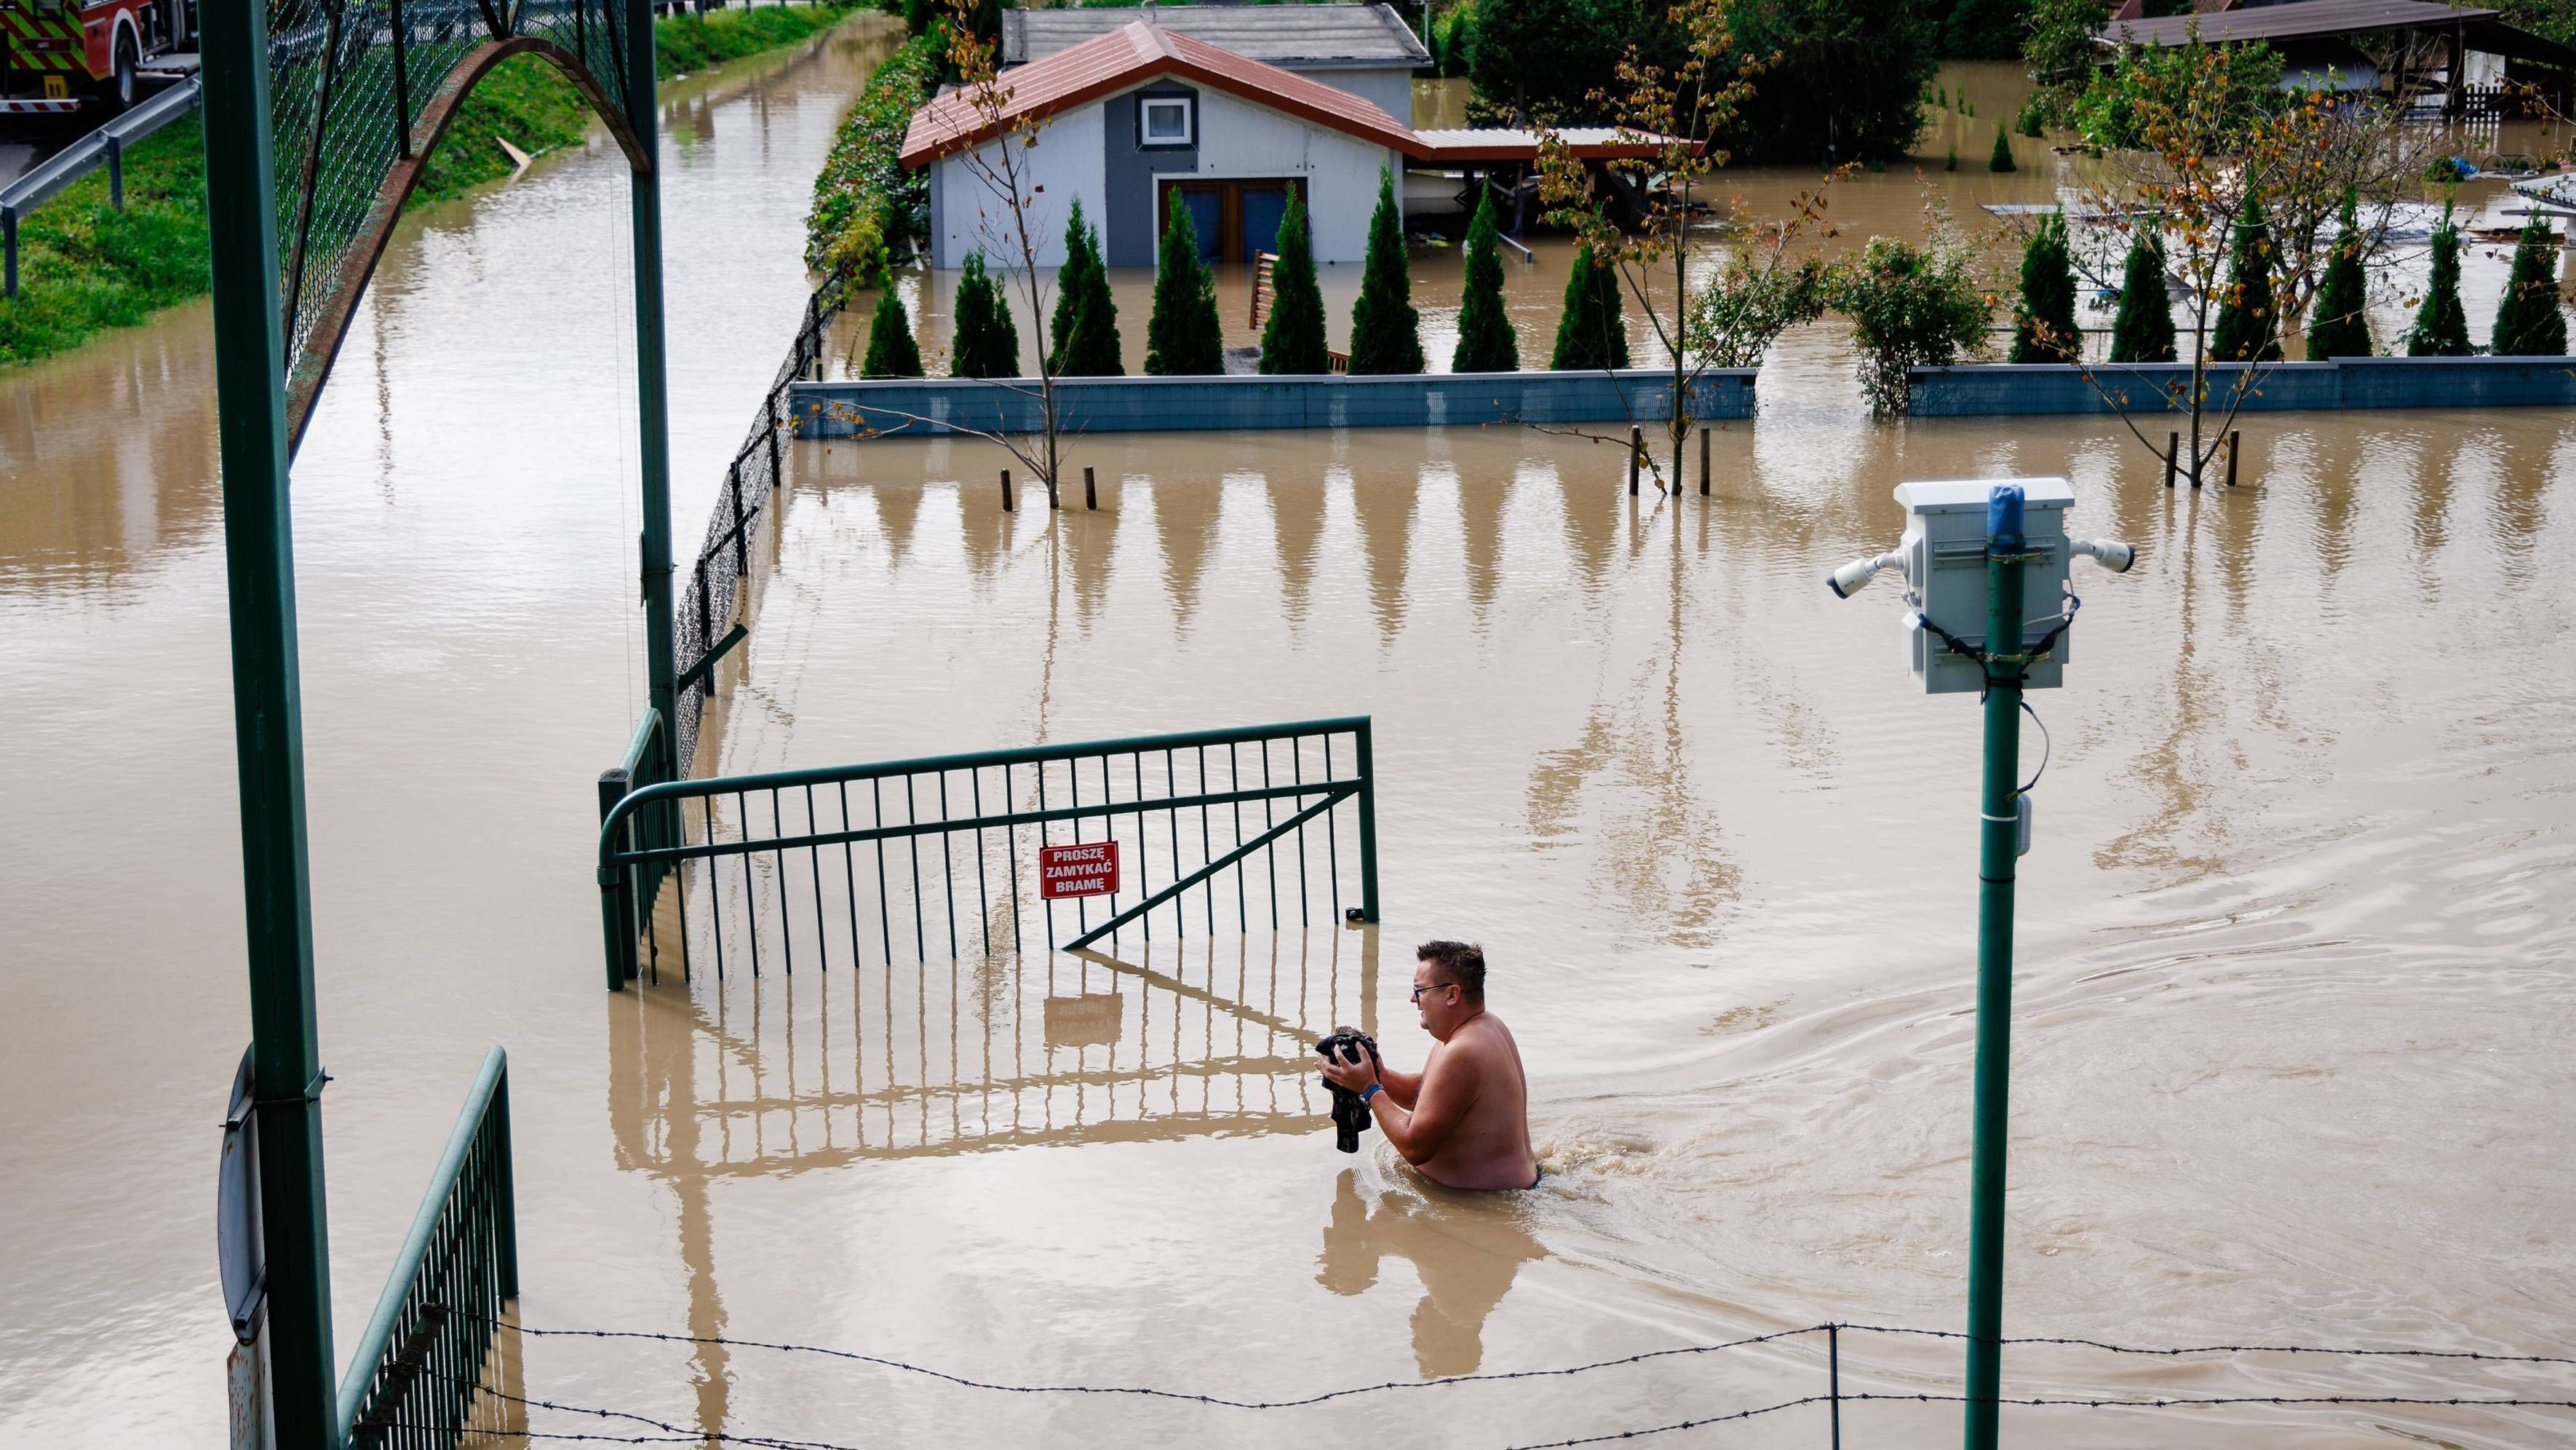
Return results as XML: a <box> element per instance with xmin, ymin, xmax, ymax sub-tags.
<box><xmin>1038</xmin><ymin>840</ymin><xmax>1120</xmax><ymax>899</ymax></box>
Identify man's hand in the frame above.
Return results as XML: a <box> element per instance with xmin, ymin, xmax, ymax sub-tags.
<box><xmin>1317</xmin><ymin>1043</ymin><xmax>1380</xmax><ymax>1093</ymax></box>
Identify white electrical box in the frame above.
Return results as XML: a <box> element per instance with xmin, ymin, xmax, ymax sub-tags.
<box><xmin>1893</xmin><ymin>477</ymin><xmax>2075</xmax><ymax>694</ymax></box>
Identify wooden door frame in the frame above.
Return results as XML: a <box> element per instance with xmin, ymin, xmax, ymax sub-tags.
<box><xmin>1155</xmin><ymin>176</ymin><xmax>1308</xmax><ymax>264</ymax></box>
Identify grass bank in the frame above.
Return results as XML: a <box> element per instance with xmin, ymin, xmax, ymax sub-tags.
<box><xmin>0</xmin><ymin>0</ymin><xmax>862</xmax><ymax>369</ymax></box>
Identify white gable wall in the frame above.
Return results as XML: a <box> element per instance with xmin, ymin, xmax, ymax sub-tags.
<box><xmin>930</xmin><ymin>103</ymin><xmax>1107</xmax><ymax>271</ymax></box>
<box><xmin>1167</xmin><ymin>87</ymin><xmax>1399</xmax><ymax>262</ymax></box>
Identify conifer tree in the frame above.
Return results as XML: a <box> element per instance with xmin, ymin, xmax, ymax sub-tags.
<box><xmin>1451</xmin><ymin>188</ymin><xmax>1519</xmax><ymax>372</ymax></box>
<box><xmin>2008</xmin><ymin>211</ymin><xmax>2080</xmax><ymax>363</ymax></box>
<box><xmin>2408</xmin><ymin>204</ymin><xmax>2473</xmax><ymax>357</ymax></box>
<box><xmin>1052</xmin><ymin>202</ymin><xmax>1124</xmax><ymax>376</ymax></box>
<box><xmin>2210</xmin><ymin>191</ymin><xmax>2281</xmax><ymax>363</ymax></box>
<box><xmin>1259</xmin><ymin>186</ymin><xmax>1330</xmax><ymax>373</ymax></box>
<box><xmin>2303</xmin><ymin>190</ymin><xmax>2372</xmax><ymax>361</ymax></box>
<box><xmin>862</xmin><ymin>285</ymin><xmax>924</xmax><ymax>379</ymax></box>
<box><xmin>1346</xmin><ymin>167</ymin><xmax>1426</xmax><ymax>375</ymax></box>
<box><xmin>950</xmin><ymin>253</ymin><xmax>1021</xmax><ymax>379</ymax></box>
<box><xmin>1549</xmin><ymin>239</ymin><xmax>1629</xmax><ymax>371</ymax></box>
<box><xmin>2491</xmin><ymin>214</ymin><xmax>2567</xmax><ymax>357</ymax></box>
<box><xmin>1145</xmin><ymin>192</ymin><xmax>1225</xmax><ymax>375</ymax></box>
<box><xmin>1049</xmin><ymin>199</ymin><xmax>1094</xmax><ymax>373</ymax></box>
<box><xmin>2107</xmin><ymin>229</ymin><xmax>2177</xmax><ymax>364</ymax></box>
<box><xmin>1988</xmin><ymin>128</ymin><xmax>2016</xmax><ymax>173</ymax></box>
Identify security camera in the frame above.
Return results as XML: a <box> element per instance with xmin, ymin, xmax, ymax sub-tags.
<box><xmin>2070</xmin><ymin>538</ymin><xmax>2136</xmax><ymax>574</ymax></box>
<box><xmin>1826</xmin><ymin>550</ymin><xmax>1906</xmax><ymax>599</ymax></box>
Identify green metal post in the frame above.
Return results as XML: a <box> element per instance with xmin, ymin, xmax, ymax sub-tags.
<box><xmin>598</xmin><ymin>766</ymin><xmax>638</xmax><ymax>990</ymax></box>
<box><xmin>624</xmin><ymin>0</ymin><xmax>678</xmax><ymax>784</ymax></box>
<box><xmin>1963</xmin><ymin>490</ymin><xmax>2027</xmax><ymax>1450</ymax></box>
<box><xmin>1353</xmin><ymin>719</ymin><xmax>1380</xmax><ymax>923</ymax></box>
<box><xmin>199</xmin><ymin>0</ymin><xmax>339</xmax><ymax>1437</ymax></box>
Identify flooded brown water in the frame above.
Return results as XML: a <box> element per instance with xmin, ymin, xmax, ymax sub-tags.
<box><xmin>7</xmin><ymin>53</ymin><xmax>2576</xmax><ymax>1448</ymax></box>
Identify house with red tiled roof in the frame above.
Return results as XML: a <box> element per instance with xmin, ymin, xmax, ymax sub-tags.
<box><xmin>902</xmin><ymin>17</ymin><xmax>1666</xmax><ymax>272</ymax></box>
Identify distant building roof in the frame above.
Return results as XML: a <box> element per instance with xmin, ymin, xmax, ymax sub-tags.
<box><xmin>2099</xmin><ymin>0</ymin><xmax>2576</xmax><ymax>66</ymax></box>
<box><xmin>1411</xmin><ymin>127</ymin><xmax>1677</xmax><ymax>160</ymax></box>
<box><xmin>903</xmin><ymin>20</ymin><xmax>1419</xmax><ymax>165</ymax></box>
<box><xmin>1003</xmin><ymin>2</ymin><xmax>1430</xmax><ymax>69</ymax></box>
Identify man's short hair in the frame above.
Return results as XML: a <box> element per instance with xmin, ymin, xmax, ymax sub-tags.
<box><xmin>1416</xmin><ymin>940</ymin><xmax>1486</xmax><ymax>1000</ymax></box>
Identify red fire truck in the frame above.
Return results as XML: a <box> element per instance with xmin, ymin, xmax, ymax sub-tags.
<box><xmin>0</xmin><ymin>0</ymin><xmax>193</xmax><ymax>116</ymax></box>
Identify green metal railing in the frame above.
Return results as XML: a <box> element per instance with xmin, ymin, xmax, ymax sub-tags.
<box><xmin>597</xmin><ymin>718</ymin><xmax>1380</xmax><ymax>991</ymax></box>
<box><xmin>339</xmin><ymin>1046</ymin><xmax>520</xmax><ymax>1449</ymax></box>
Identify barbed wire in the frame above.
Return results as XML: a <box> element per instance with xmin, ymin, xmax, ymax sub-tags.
<box><xmin>432</xmin><ymin>1314</ymin><xmax>2576</xmax><ymax>1450</ymax></box>
<box><xmin>1844</xmin><ymin>1321</ymin><xmax>2576</xmax><ymax>1367</ymax></box>
<box><xmin>498</xmin><ymin>1318</ymin><xmax>1825</xmax><ymax>1409</ymax></box>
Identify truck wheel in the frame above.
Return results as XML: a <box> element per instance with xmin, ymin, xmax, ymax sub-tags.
<box><xmin>104</xmin><ymin>31</ymin><xmax>138</xmax><ymax>112</ymax></box>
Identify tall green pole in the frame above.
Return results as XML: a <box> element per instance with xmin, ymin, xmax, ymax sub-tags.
<box><xmin>624</xmin><ymin>0</ymin><xmax>679</xmax><ymax>783</ymax></box>
<box><xmin>1963</xmin><ymin>487</ymin><xmax>2027</xmax><ymax>1450</ymax></box>
<box><xmin>199</xmin><ymin>0</ymin><xmax>340</xmax><ymax>1438</ymax></box>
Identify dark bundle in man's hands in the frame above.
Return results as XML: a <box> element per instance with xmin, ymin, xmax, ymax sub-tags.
<box><xmin>1314</xmin><ymin>1026</ymin><xmax>1382</xmax><ymax>1153</ymax></box>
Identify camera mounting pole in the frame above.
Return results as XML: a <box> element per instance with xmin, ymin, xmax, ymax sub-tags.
<box><xmin>1963</xmin><ymin>487</ymin><xmax>2029</xmax><ymax>1450</ymax></box>
<box><xmin>1823</xmin><ymin>478</ymin><xmax>2134</xmax><ymax>1450</ymax></box>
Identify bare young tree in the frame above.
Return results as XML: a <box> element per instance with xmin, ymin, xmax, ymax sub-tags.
<box><xmin>1533</xmin><ymin>0</ymin><xmax>1759</xmax><ymax>492</ymax></box>
<box><xmin>830</xmin><ymin>0</ymin><xmax>1075</xmax><ymax>498</ymax></box>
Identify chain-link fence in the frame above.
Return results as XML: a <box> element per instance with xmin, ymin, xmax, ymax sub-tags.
<box><xmin>269</xmin><ymin>0</ymin><xmax>640</xmax><ymax>445</ymax></box>
<box><xmin>670</xmin><ymin>265</ymin><xmax>857</xmax><ymax>772</ymax></box>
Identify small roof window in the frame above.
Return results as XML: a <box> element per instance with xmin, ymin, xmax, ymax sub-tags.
<box><xmin>1141</xmin><ymin>95</ymin><xmax>1194</xmax><ymax>148</ymax></box>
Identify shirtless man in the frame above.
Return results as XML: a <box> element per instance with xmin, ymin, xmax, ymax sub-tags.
<box><xmin>1317</xmin><ymin>940</ymin><xmax>1539</xmax><ymax>1191</ymax></box>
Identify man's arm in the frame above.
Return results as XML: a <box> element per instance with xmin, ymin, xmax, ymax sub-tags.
<box><xmin>1369</xmin><ymin>1051</ymin><xmax>1476</xmax><ymax>1166</ymax></box>
<box><xmin>1378</xmin><ymin>1066</ymin><xmax>1423</xmax><ymax>1109</ymax></box>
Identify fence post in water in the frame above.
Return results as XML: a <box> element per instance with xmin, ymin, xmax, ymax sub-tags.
<box><xmin>2226</xmin><ymin>430</ymin><xmax>2241</xmax><ymax>488</ymax></box>
<box><xmin>1698</xmin><ymin>424</ymin><xmax>1710</xmax><ymax>496</ymax></box>
<box><xmin>1628</xmin><ymin>425</ymin><xmax>1642</xmax><ymax>495</ymax></box>
<box><xmin>597</xmin><ymin>769</ymin><xmax>638</xmax><ymax>990</ymax></box>
<box><xmin>1000</xmin><ymin>469</ymin><xmax>1014</xmax><ymax>512</ymax></box>
<box><xmin>2163</xmin><ymin>431</ymin><xmax>2179</xmax><ymax>489</ymax></box>
<box><xmin>1084</xmin><ymin>465</ymin><xmax>1097</xmax><ymax>510</ymax></box>
<box><xmin>1353</xmin><ymin>719</ymin><xmax>1381</xmax><ymax>923</ymax></box>
<box><xmin>1828</xmin><ymin>1322</ymin><xmax>1842</xmax><ymax>1449</ymax></box>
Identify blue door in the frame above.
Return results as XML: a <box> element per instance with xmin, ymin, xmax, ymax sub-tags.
<box><xmin>1239</xmin><ymin>186</ymin><xmax>1291</xmax><ymax>262</ymax></box>
<box><xmin>1177</xmin><ymin>189</ymin><xmax>1223</xmax><ymax>264</ymax></box>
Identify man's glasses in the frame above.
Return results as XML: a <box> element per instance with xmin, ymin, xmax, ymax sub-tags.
<box><xmin>1410</xmin><ymin>982</ymin><xmax>1455</xmax><ymax>1002</ymax></box>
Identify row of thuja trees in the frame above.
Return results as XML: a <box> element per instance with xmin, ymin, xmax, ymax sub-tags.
<box><xmin>856</xmin><ymin>173</ymin><xmax>1635</xmax><ymax>380</ymax></box>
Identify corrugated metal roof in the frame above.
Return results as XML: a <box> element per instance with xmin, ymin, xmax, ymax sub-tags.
<box><xmin>1003</xmin><ymin>3</ymin><xmax>1428</xmax><ymax>68</ymax></box>
<box><xmin>2102</xmin><ymin>0</ymin><xmax>2495</xmax><ymax>47</ymax></box>
<box><xmin>1412</xmin><ymin>127</ymin><xmax>1677</xmax><ymax>160</ymax></box>
<box><xmin>902</xmin><ymin>20</ymin><xmax>1420</xmax><ymax>165</ymax></box>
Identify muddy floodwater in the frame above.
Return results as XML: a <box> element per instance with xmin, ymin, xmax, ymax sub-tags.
<box><xmin>7</xmin><ymin>45</ymin><xmax>2576</xmax><ymax>1450</ymax></box>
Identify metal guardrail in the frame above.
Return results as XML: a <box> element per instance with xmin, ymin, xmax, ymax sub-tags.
<box><xmin>338</xmin><ymin>1045</ymin><xmax>520</xmax><ymax>1449</ymax></box>
<box><xmin>0</xmin><ymin>76</ymin><xmax>202</xmax><ymax>298</ymax></box>
<box><xmin>596</xmin><ymin>717</ymin><xmax>1380</xmax><ymax>991</ymax></box>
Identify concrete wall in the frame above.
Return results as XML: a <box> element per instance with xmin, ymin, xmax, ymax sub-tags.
<box><xmin>931</xmin><ymin>105</ymin><xmax>1108</xmax><ymax>271</ymax></box>
<box><xmin>790</xmin><ymin>369</ymin><xmax>1755</xmax><ymax>437</ymax></box>
<box><xmin>1908</xmin><ymin>357</ymin><xmax>2576</xmax><ymax>416</ymax></box>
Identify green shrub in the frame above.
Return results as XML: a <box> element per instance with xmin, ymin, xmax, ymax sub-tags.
<box><xmin>1451</xmin><ymin>189</ymin><xmax>1519</xmax><ymax>372</ymax></box>
<box><xmin>2008</xmin><ymin>210</ymin><xmax>2078</xmax><ymax>362</ymax></box>
<box><xmin>1259</xmin><ymin>188</ymin><xmax>1331</xmax><ymax>373</ymax></box>
<box><xmin>950</xmin><ymin>253</ymin><xmax>1020</xmax><ymax>377</ymax></box>
<box><xmin>2107</xmin><ymin>229</ymin><xmax>2177</xmax><ymax>363</ymax></box>
<box><xmin>806</xmin><ymin>30</ymin><xmax>942</xmax><ymax>273</ymax></box>
<box><xmin>1145</xmin><ymin>192</ymin><xmax>1224</xmax><ymax>375</ymax></box>
<box><xmin>2407</xmin><ymin>205</ymin><xmax>2473</xmax><ymax>357</ymax></box>
<box><xmin>0</xmin><ymin>118</ymin><xmax>207</xmax><ymax>368</ymax></box>
<box><xmin>2491</xmin><ymin>214</ymin><xmax>2567</xmax><ymax>357</ymax></box>
<box><xmin>1550</xmin><ymin>239</ymin><xmax>1629</xmax><ymax>370</ymax></box>
<box><xmin>1051</xmin><ymin>199</ymin><xmax>1124</xmax><ymax>376</ymax></box>
<box><xmin>1988</xmin><ymin>127</ymin><xmax>2016</xmax><ymax>172</ymax></box>
<box><xmin>2303</xmin><ymin>190</ymin><xmax>2372</xmax><ymax>360</ymax></box>
<box><xmin>2210</xmin><ymin>192</ymin><xmax>2281</xmax><ymax>362</ymax></box>
<box><xmin>1346</xmin><ymin>168</ymin><xmax>1424</xmax><ymax>374</ymax></box>
<box><xmin>860</xmin><ymin>284</ymin><xmax>923</xmax><ymax>377</ymax></box>
<box><xmin>1831</xmin><ymin>233</ymin><xmax>1990</xmax><ymax>415</ymax></box>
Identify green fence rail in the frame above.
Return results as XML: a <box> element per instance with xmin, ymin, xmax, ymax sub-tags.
<box><xmin>339</xmin><ymin>1045</ymin><xmax>520</xmax><ymax>1449</ymax></box>
<box><xmin>596</xmin><ymin>717</ymin><xmax>1380</xmax><ymax>991</ymax></box>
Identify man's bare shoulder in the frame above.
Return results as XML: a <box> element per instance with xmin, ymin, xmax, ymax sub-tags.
<box><xmin>1450</xmin><ymin>1013</ymin><xmax>1519</xmax><ymax>1064</ymax></box>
